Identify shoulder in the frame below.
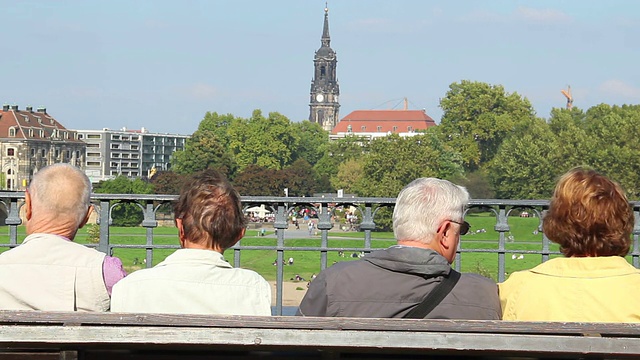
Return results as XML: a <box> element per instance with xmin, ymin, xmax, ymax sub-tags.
<box><xmin>458</xmin><ymin>272</ymin><xmax>498</xmax><ymax>293</ymax></box>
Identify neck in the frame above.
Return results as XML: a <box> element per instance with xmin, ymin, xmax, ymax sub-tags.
<box><xmin>27</xmin><ymin>216</ymin><xmax>78</xmax><ymax>240</ymax></box>
<box><xmin>181</xmin><ymin>239</ymin><xmax>224</xmax><ymax>254</ymax></box>
<box><xmin>397</xmin><ymin>239</ymin><xmax>434</xmax><ymax>250</ymax></box>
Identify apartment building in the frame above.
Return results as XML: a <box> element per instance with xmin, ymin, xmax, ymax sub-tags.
<box><xmin>76</xmin><ymin>128</ymin><xmax>188</xmax><ymax>183</ymax></box>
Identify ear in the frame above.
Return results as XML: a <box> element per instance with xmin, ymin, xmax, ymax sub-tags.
<box><xmin>176</xmin><ymin>218</ymin><xmax>187</xmax><ymax>248</ymax></box>
<box><xmin>437</xmin><ymin>221</ymin><xmax>453</xmax><ymax>250</ymax></box>
<box><xmin>25</xmin><ymin>190</ymin><xmax>33</xmax><ymax>221</ymax></box>
<box><xmin>78</xmin><ymin>205</ymin><xmax>93</xmax><ymax>229</ymax></box>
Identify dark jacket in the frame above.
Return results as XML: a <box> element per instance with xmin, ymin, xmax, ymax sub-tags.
<box><xmin>297</xmin><ymin>246</ymin><xmax>501</xmax><ymax>319</ymax></box>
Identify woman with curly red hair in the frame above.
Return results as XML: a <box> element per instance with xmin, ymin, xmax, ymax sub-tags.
<box><xmin>499</xmin><ymin>168</ymin><xmax>640</xmax><ymax>322</ymax></box>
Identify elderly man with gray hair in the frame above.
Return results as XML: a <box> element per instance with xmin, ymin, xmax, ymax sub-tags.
<box><xmin>0</xmin><ymin>163</ymin><xmax>126</xmax><ymax>311</ymax></box>
<box><xmin>298</xmin><ymin>178</ymin><xmax>501</xmax><ymax>319</ymax></box>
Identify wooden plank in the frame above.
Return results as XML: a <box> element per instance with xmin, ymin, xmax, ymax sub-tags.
<box><xmin>1</xmin><ymin>325</ymin><xmax>640</xmax><ymax>357</ymax></box>
<box><xmin>1</xmin><ymin>311</ymin><xmax>640</xmax><ymax>337</ymax></box>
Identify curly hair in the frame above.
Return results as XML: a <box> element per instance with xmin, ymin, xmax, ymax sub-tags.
<box><xmin>543</xmin><ymin>168</ymin><xmax>633</xmax><ymax>257</ymax></box>
<box><xmin>174</xmin><ymin>170</ymin><xmax>246</xmax><ymax>251</ymax></box>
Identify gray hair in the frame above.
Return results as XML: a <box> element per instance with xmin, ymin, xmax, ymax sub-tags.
<box><xmin>28</xmin><ymin>163</ymin><xmax>92</xmax><ymax>228</ymax></box>
<box><xmin>393</xmin><ymin>177</ymin><xmax>469</xmax><ymax>244</ymax></box>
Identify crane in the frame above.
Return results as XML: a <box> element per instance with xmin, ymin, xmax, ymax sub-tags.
<box><xmin>561</xmin><ymin>85</ymin><xmax>573</xmax><ymax>110</ymax></box>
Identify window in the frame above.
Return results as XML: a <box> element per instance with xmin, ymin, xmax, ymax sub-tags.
<box><xmin>23</xmin><ymin>116</ymin><xmax>29</xmax><ymax>122</ymax></box>
<box><xmin>131</xmin><ymin>172</ymin><xmax>138</xmax><ymax>176</ymax></box>
<box><xmin>111</xmin><ymin>144</ymin><xmax>120</xmax><ymax>149</ymax></box>
<box><xmin>63</xmin><ymin>132</ymin><xmax>68</xmax><ymax>139</ymax></box>
<box><xmin>320</xmin><ymin>66</ymin><xmax>326</xmax><ymax>77</ymax></box>
<box><xmin>8</xmin><ymin>127</ymin><xmax>16</xmax><ymax>137</ymax></box>
<box><xmin>122</xmin><ymin>136</ymin><xmax>129</xmax><ymax>141</ymax></box>
<box><xmin>131</xmin><ymin>136</ymin><xmax>139</xmax><ymax>141</ymax></box>
<box><xmin>65</xmin><ymin>150</ymin><xmax>70</xmax><ymax>159</ymax></box>
<box><xmin>87</xmin><ymin>152</ymin><xmax>100</xmax><ymax>157</ymax></box>
<box><xmin>122</xmin><ymin>154</ymin><xmax>129</xmax><ymax>159</ymax></box>
<box><xmin>393</xmin><ymin>126</ymin><xmax>398</xmax><ymax>132</ymax></box>
<box><xmin>377</xmin><ymin>126</ymin><xmax>382</xmax><ymax>132</ymax></box>
<box><xmin>111</xmin><ymin>135</ymin><xmax>120</xmax><ymax>140</ymax></box>
<box><xmin>361</xmin><ymin>126</ymin><xmax>366</xmax><ymax>131</ymax></box>
<box><xmin>41</xmin><ymin>149</ymin><xmax>45</xmax><ymax>157</ymax></box>
<box><xmin>28</xmin><ymin>129</ymin><xmax>34</xmax><ymax>137</ymax></box>
<box><xmin>407</xmin><ymin>126</ymin><xmax>413</xmax><ymax>132</ymax></box>
<box><xmin>30</xmin><ymin>148</ymin><xmax>35</xmax><ymax>157</ymax></box>
<box><xmin>39</xmin><ymin>130</ymin><xmax>44</xmax><ymax>137</ymax></box>
<box><xmin>7</xmin><ymin>148</ymin><xmax>15</xmax><ymax>156</ymax></box>
<box><xmin>76</xmin><ymin>151</ymin><xmax>80</xmax><ymax>158</ymax></box>
<box><xmin>111</xmin><ymin>170</ymin><xmax>118</xmax><ymax>176</ymax></box>
<box><xmin>131</xmin><ymin>154</ymin><xmax>139</xmax><ymax>159</ymax></box>
<box><xmin>111</xmin><ymin>162</ymin><xmax>119</xmax><ymax>167</ymax></box>
<box><xmin>87</xmin><ymin>161</ymin><xmax>101</xmax><ymax>166</ymax></box>
<box><xmin>55</xmin><ymin>149</ymin><xmax>59</xmax><ymax>158</ymax></box>
<box><xmin>87</xmin><ymin>134</ymin><xmax>101</xmax><ymax>139</ymax></box>
<box><xmin>78</xmin><ymin>134</ymin><xmax>84</xmax><ymax>139</ymax></box>
<box><xmin>87</xmin><ymin>143</ymin><xmax>100</xmax><ymax>148</ymax></box>
<box><xmin>131</xmin><ymin>144</ymin><xmax>139</xmax><ymax>150</ymax></box>
<box><xmin>112</xmin><ymin>153</ymin><xmax>120</xmax><ymax>158</ymax></box>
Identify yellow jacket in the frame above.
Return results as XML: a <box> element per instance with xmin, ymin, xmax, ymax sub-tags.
<box><xmin>499</xmin><ymin>256</ymin><xmax>640</xmax><ymax>322</ymax></box>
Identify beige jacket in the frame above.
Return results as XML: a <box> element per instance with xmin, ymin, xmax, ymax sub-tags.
<box><xmin>0</xmin><ymin>233</ymin><xmax>109</xmax><ymax>311</ymax></box>
<box><xmin>111</xmin><ymin>248</ymin><xmax>272</xmax><ymax>315</ymax></box>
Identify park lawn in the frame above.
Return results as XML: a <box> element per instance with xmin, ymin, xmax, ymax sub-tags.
<box><xmin>0</xmin><ymin>218</ymin><xmax>623</xmax><ymax>283</ymax></box>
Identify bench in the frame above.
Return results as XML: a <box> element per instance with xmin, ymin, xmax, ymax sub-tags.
<box><xmin>1</xmin><ymin>311</ymin><xmax>640</xmax><ymax>359</ymax></box>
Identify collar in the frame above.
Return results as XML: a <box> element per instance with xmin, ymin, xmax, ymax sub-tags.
<box><xmin>156</xmin><ymin>248</ymin><xmax>233</xmax><ymax>269</ymax></box>
<box><xmin>530</xmin><ymin>256</ymin><xmax>639</xmax><ymax>278</ymax></box>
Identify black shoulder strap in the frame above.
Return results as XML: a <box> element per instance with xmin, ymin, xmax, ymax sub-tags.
<box><xmin>404</xmin><ymin>270</ymin><xmax>461</xmax><ymax>319</ymax></box>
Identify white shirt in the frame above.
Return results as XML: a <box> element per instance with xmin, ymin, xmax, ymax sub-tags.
<box><xmin>110</xmin><ymin>248</ymin><xmax>272</xmax><ymax>315</ymax></box>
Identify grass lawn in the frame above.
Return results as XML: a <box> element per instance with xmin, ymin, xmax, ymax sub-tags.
<box><xmin>0</xmin><ymin>214</ymin><xmax>599</xmax><ymax>282</ymax></box>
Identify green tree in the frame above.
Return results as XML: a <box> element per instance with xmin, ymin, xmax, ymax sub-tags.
<box><xmin>171</xmin><ymin>130</ymin><xmax>236</xmax><ymax>177</ymax></box>
<box><xmin>282</xmin><ymin>159</ymin><xmax>318</xmax><ymax>197</ymax></box>
<box><xmin>149</xmin><ymin>171</ymin><xmax>190</xmax><ymax>195</ymax></box>
<box><xmin>233</xmin><ymin>165</ymin><xmax>286</xmax><ymax>196</ymax></box>
<box><xmin>314</xmin><ymin>135</ymin><xmax>366</xmax><ymax>185</ymax></box>
<box><xmin>229</xmin><ymin>110</ymin><xmax>299</xmax><ymax>171</ymax></box>
<box><xmin>291</xmin><ymin>121</ymin><xmax>329</xmax><ymax>166</ymax></box>
<box><xmin>487</xmin><ymin>118</ymin><xmax>557</xmax><ymax>199</ymax></box>
<box><xmin>356</xmin><ymin>133</ymin><xmax>464</xmax><ymax>198</ymax></box>
<box><xmin>331</xmin><ymin>158</ymin><xmax>364</xmax><ymax>195</ymax></box>
<box><xmin>94</xmin><ymin>176</ymin><xmax>154</xmax><ymax>227</ymax></box>
<box><xmin>438</xmin><ymin>80</ymin><xmax>537</xmax><ymax>171</ymax></box>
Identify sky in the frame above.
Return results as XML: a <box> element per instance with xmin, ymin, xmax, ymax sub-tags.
<box><xmin>1</xmin><ymin>1</ymin><xmax>639</xmax><ymax>135</ymax></box>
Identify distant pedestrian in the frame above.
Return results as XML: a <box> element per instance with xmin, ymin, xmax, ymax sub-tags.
<box><xmin>308</xmin><ymin>222</ymin><xmax>314</xmax><ymax>236</ymax></box>
<box><xmin>288</xmin><ymin>257</ymin><xmax>294</xmax><ymax>266</ymax></box>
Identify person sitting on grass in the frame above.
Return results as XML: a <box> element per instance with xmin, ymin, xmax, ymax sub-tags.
<box><xmin>0</xmin><ymin>163</ymin><xmax>126</xmax><ymax>311</ymax></box>
<box><xmin>111</xmin><ymin>169</ymin><xmax>271</xmax><ymax>315</ymax></box>
<box><xmin>500</xmin><ymin>168</ymin><xmax>640</xmax><ymax>322</ymax></box>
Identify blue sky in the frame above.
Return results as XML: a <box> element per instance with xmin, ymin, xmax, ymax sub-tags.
<box><xmin>1</xmin><ymin>1</ymin><xmax>638</xmax><ymax>134</ymax></box>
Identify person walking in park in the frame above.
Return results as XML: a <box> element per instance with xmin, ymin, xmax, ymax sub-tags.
<box><xmin>297</xmin><ymin>177</ymin><xmax>501</xmax><ymax>319</ymax></box>
<box><xmin>111</xmin><ymin>169</ymin><xmax>271</xmax><ymax>315</ymax></box>
<box><xmin>0</xmin><ymin>163</ymin><xmax>126</xmax><ymax>311</ymax></box>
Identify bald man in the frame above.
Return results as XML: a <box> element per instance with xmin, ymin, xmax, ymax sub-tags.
<box><xmin>0</xmin><ymin>163</ymin><xmax>126</xmax><ymax>311</ymax></box>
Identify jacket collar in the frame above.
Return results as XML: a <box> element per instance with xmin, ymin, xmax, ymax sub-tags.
<box><xmin>531</xmin><ymin>256</ymin><xmax>639</xmax><ymax>278</ymax></box>
<box><xmin>156</xmin><ymin>248</ymin><xmax>233</xmax><ymax>269</ymax></box>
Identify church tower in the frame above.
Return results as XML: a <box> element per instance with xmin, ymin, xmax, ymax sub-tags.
<box><xmin>309</xmin><ymin>5</ymin><xmax>340</xmax><ymax>132</ymax></box>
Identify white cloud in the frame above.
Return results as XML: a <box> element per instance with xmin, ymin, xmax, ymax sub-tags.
<box><xmin>599</xmin><ymin>79</ymin><xmax>640</xmax><ymax>99</ymax></box>
<box><xmin>515</xmin><ymin>7</ymin><xmax>572</xmax><ymax>23</ymax></box>
<box><xmin>186</xmin><ymin>83</ymin><xmax>218</xmax><ymax>100</ymax></box>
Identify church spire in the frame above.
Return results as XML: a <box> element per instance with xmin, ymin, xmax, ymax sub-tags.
<box><xmin>321</xmin><ymin>3</ymin><xmax>330</xmax><ymax>47</ymax></box>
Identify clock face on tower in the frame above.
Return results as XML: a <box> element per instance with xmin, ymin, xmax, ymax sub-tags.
<box><xmin>316</xmin><ymin>94</ymin><xmax>325</xmax><ymax>102</ymax></box>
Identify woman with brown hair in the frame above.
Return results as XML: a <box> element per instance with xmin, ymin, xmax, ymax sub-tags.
<box><xmin>499</xmin><ymin>168</ymin><xmax>640</xmax><ymax>322</ymax></box>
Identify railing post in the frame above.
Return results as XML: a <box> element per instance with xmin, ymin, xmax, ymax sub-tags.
<box><xmin>359</xmin><ymin>204</ymin><xmax>376</xmax><ymax>250</ymax></box>
<box><xmin>273</xmin><ymin>202</ymin><xmax>289</xmax><ymax>316</ymax></box>
<box><xmin>141</xmin><ymin>201</ymin><xmax>158</xmax><ymax>268</ymax></box>
<box><xmin>633</xmin><ymin>205</ymin><xmax>640</xmax><ymax>268</ymax></box>
<box><xmin>495</xmin><ymin>206</ymin><xmax>510</xmax><ymax>282</ymax></box>
<box><xmin>5</xmin><ymin>198</ymin><xmax>22</xmax><ymax>246</ymax></box>
<box><xmin>316</xmin><ymin>203</ymin><xmax>332</xmax><ymax>271</ymax></box>
<box><xmin>98</xmin><ymin>200</ymin><xmax>110</xmax><ymax>255</ymax></box>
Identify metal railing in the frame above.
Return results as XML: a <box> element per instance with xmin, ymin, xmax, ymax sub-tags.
<box><xmin>1</xmin><ymin>192</ymin><xmax>639</xmax><ymax>315</ymax></box>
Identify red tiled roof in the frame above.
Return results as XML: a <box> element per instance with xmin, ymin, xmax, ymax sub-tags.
<box><xmin>332</xmin><ymin>109</ymin><xmax>436</xmax><ymax>135</ymax></box>
<box><xmin>0</xmin><ymin>107</ymin><xmax>83</xmax><ymax>143</ymax></box>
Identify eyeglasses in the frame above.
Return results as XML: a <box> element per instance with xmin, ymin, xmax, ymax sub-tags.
<box><xmin>449</xmin><ymin>220</ymin><xmax>470</xmax><ymax>236</ymax></box>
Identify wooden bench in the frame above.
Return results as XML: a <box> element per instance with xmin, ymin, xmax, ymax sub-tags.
<box><xmin>1</xmin><ymin>311</ymin><xmax>640</xmax><ymax>359</ymax></box>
